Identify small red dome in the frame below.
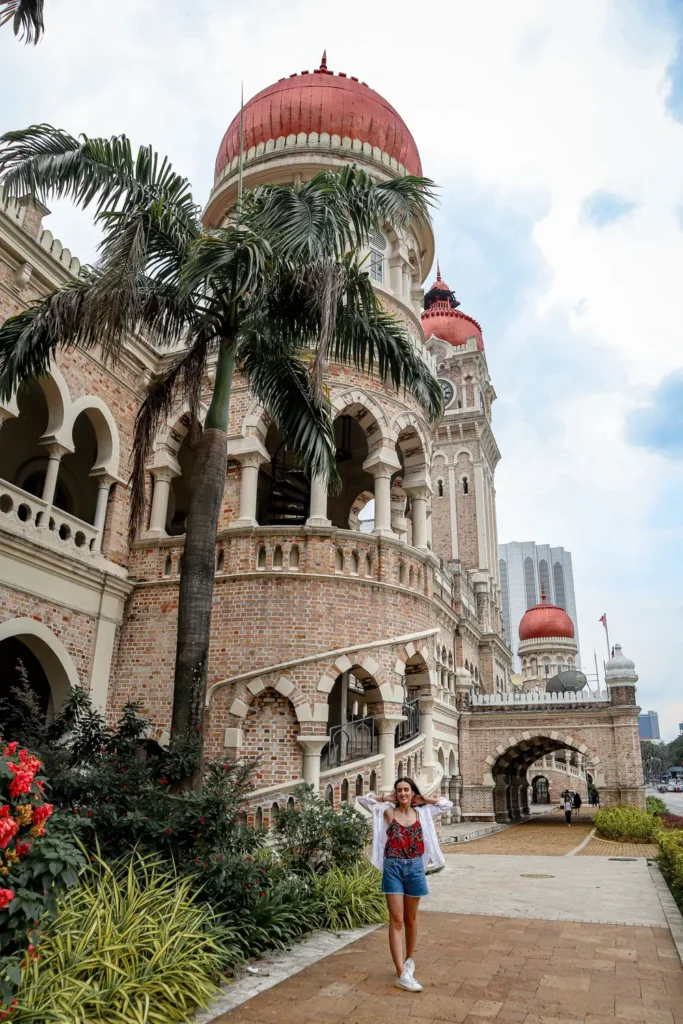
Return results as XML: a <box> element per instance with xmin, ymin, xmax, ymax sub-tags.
<box><xmin>214</xmin><ymin>53</ymin><xmax>422</xmax><ymax>182</ymax></box>
<box><xmin>519</xmin><ymin>586</ymin><xmax>575</xmax><ymax>641</ymax></box>
<box><xmin>421</xmin><ymin>268</ymin><xmax>484</xmax><ymax>351</ymax></box>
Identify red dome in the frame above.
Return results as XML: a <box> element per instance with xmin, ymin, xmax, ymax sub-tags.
<box><xmin>214</xmin><ymin>54</ymin><xmax>422</xmax><ymax>182</ymax></box>
<box><xmin>519</xmin><ymin>587</ymin><xmax>575</xmax><ymax>641</ymax></box>
<box><xmin>421</xmin><ymin>268</ymin><xmax>484</xmax><ymax>351</ymax></box>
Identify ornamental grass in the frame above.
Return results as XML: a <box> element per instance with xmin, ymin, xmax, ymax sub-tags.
<box><xmin>313</xmin><ymin>861</ymin><xmax>387</xmax><ymax>931</ymax></box>
<box><xmin>10</xmin><ymin>852</ymin><xmax>240</xmax><ymax>1024</ymax></box>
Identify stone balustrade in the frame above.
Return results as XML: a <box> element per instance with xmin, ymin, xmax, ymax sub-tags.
<box><xmin>471</xmin><ymin>688</ymin><xmax>609</xmax><ymax>706</ymax></box>
<box><xmin>0</xmin><ymin>478</ymin><xmax>100</xmax><ymax>558</ymax></box>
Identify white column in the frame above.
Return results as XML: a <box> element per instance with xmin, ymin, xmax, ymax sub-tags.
<box><xmin>371</xmin><ymin>466</ymin><xmax>394</xmax><ymax>537</ymax></box>
<box><xmin>418</xmin><ymin>696</ymin><xmax>436</xmax><ymax>770</ymax></box>
<box><xmin>409</xmin><ymin>487</ymin><xmax>429</xmax><ymax>551</ymax></box>
<box><xmin>91</xmin><ymin>474</ymin><xmax>115</xmax><ymax>552</ymax></box>
<box><xmin>235</xmin><ymin>453</ymin><xmax>265</xmax><ymax>527</ymax></box>
<box><xmin>146</xmin><ymin>466</ymin><xmax>178</xmax><ymax>537</ymax></box>
<box><xmin>390</xmin><ymin>487</ymin><xmax>408</xmax><ymax>541</ymax></box>
<box><xmin>426</xmin><ymin>497</ymin><xmax>433</xmax><ymax>550</ymax></box>
<box><xmin>473</xmin><ymin>461</ymin><xmax>488</xmax><ymax>570</ymax></box>
<box><xmin>447</xmin><ymin>465</ymin><xmax>459</xmax><ymax>559</ymax></box>
<box><xmin>375</xmin><ymin>715</ymin><xmax>405</xmax><ymax>789</ymax></box>
<box><xmin>40</xmin><ymin>442</ymin><xmax>69</xmax><ymax>506</ymax></box>
<box><xmin>389</xmin><ymin>256</ymin><xmax>403</xmax><ymax>296</ymax></box>
<box><xmin>307</xmin><ymin>474</ymin><xmax>331</xmax><ymax>527</ymax></box>
<box><xmin>296</xmin><ymin>736</ymin><xmax>329</xmax><ymax>793</ymax></box>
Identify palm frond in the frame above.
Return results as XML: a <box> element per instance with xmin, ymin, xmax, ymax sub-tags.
<box><xmin>129</xmin><ymin>331</ymin><xmax>213</xmax><ymax>541</ymax></box>
<box><xmin>0</xmin><ymin>126</ymin><xmax>200</xmax><ymax>240</ymax></box>
<box><xmin>237</xmin><ymin>327</ymin><xmax>340</xmax><ymax>493</ymax></box>
<box><xmin>0</xmin><ymin>0</ymin><xmax>44</xmax><ymax>43</ymax></box>
<box><xmin>180</xmin><ymin>229</ymin><xmax>272</xmax><ymax>303</ymax></box>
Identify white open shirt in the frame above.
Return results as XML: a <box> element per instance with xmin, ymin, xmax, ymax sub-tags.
<box><xmin>357</xmin><ymin>794</ymin><xmax>453</xmax><ymax>871</ymax></box>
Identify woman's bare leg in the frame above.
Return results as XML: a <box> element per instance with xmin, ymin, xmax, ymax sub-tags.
<box><xmin>404</xmin><ymin>896</ymin><xmax>420</xmax><ymax>960</ymax></box>
<box><xmin>386</xmin><ymin>894</ymin><xmax>405</xmax><ymax>975</ymax></box>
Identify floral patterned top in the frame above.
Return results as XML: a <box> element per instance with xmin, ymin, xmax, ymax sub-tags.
<box><xmin>383</xmin><ymin>816</ymin><xmax>425</xmax><ymax>860</ymax></box>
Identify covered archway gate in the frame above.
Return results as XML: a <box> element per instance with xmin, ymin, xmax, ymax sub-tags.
<box><xmin>457</xmin><ymin>650</ymin><xmax>645</xmax><ymax>822</ymax></box>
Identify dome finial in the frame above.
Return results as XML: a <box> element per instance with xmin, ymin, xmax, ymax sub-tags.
<box><xmin>436</xmin><ymin>260</ymin><xmax>442</xmax><ymax>283</ymax></box>
<box><xmin>320</xmin><ymin>50</ymin><xmax>328</xmax><ymax>71</ymax></box>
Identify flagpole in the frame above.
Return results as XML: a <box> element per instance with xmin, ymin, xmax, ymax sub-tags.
<box><xmin>237</xmin><ymin>81</ymin><xmax>244</xmax><ymax>206</ymax></box>
<box><xmin>594</xmin><ymin>649</ymin><xmax>600</xmax><ymax>690</ymax></box>
<box><xmin>604</xmin><ymin>617</ymin><xmax>611</xmax><ymax>661</ymax></box>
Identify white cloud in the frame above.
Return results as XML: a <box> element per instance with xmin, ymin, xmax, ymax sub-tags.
<box><xmin>2</xmin><ymin>0</ymin><xmax>683</xmax><ymax>734</ymax></box>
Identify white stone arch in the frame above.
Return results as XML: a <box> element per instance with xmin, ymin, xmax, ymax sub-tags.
<box><xmin>483</xmin><ymin>731</ymin><xmax>602</xmax><ymax>787</ymax></box>
<box><xmin>153</xmin><ymin>403</ymin><xmax>207</xmax><ymax>460</ymax></box>
<box><xmin>331</xmin><ymin>388</ymin><xmax>391</xmax><ymax>447</ymax></box>
<box><xmin>431</xmin><ymin>448</ymin><xmax>450</xmax><ymax>467</ymax></box>
<box><xmin>392</xmin><ymin>410</ymin><xmax>431</xmax><ymax>472</ymax></box>
<box><xmin>241</xmin><ymin>400</ymin><xmax>271</xmax><ymax>442</ymax></box>
<box><xmin>1</xmin><ymin>362</ymin><xmax>72</xmax><ymax>439</ymax></box>
<box><xmin>0</xmin><ymin>617</ymin><xmax>80</xmax><ymax>716</ymax></box>
<box><xmin>448</xmin><ymin>749</ymin><xmax>457</xmax><ymax>776</ymax></box>
<box><xmin>437</xmin><ymin>746</ymin><xmax>446</xmax><ymax>772</ymax></box>
<box><xmin>63</xmin><ymin>395</ymin><xmax>120</xmax><ymax>476</ymax></box>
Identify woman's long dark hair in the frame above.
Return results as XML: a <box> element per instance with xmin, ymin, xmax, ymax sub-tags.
<box><xmin>394</xmin><ymin>777</ymin><xmax>422</xmax><ymax>798</ymax></box>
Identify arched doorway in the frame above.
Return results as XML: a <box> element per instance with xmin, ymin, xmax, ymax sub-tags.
<box><xmin>321</xmin><ymin>665</ymin><xmax>379</xmax><ymax>770</ymax></box>
<box><xmin>257</xmin><ymin>424</ymin><xmax>310</xmax><ymax>526</ymax></box>
<box><xmin>0</xmin><ymin>618</ymin><xmax>80</xmax><ymax>723</ymax></box>
<box><xmin>531</xmin><ymin>775</ymin><xmax>550</xmax><ymax>804</ymax></box>
<box><xmin>491</xmin><ymin>734</ymin><xmax>595</xmax><ymax>823</ymax></box>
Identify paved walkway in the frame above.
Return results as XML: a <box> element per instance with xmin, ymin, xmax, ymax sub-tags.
<box><xmin>577</xmin><ymin>837</ymin><xmax>659</xmax><ymax>858</ymax></box>
<box><xmin>210</xmin><ymin>912</ymin><xmax>683</xmax><ymax>1024</ymax></box>
<box><xmin>446</xmin><ymin>808</ymin><xmax>595</xmax><ymax>856</ymax></box>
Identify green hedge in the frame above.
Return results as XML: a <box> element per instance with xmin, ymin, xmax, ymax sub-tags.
<box><xmin>646</xmin><ymin>796</ymin><xmax>669</xmax><ymax>817</ymax></box>
<box><xmin>594</xmin><ymin>805</ymin><xmax>661</xmax><ymax>842</ymax></box>
<box><xmin>658</xmin><ymin>829</ymin><xmax>683</xmax><ymax>913</ymax></box>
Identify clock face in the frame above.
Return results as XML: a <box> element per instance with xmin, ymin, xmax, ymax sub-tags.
<box><xmin>438</xmin><ymin>378</ymin><xmax>454</xmax><ymax>407</ymax></box>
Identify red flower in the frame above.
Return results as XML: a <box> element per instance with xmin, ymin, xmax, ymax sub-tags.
<box><xmin>0</xmin><ymin>817</ymin><xmax>18</xmax><ymax>850</ymax></box>
<box><xmin>159</xmin><ymin>779</ymin><xmax>169</xmax><ymax>785</ymax></box>
<box><xmin>216</xmin><ymin>855</ymin><xmax>223</xmax><ymax>862</ymax></box>
<box><xmin>165</xmin><ymin>828</ymin><xmax>172</xmax><ymax>834</ymax></box>
<box><xmin>15</xmin><ymin>842</ymin><xmax>31</xmax><ymax>857</ymax></box>
<box><xmin>32</xmin><ymin>804</ymin><xmax>53</xmax><ymax>826</ymax></box>
<box><xmin>0</xmin><ymin>805</ymin><xmax>10</xmax><ymax>818</ymax></box>
<box><xmin>0</xmin><ymin>888</ymin><xmax>15</xmax><ymax>910</ymax></box>
<box><xmin>8</xmin><ymin>767</ymin><xmax>34</xmax><ymax>797</ymax></box>
<box><xmin>2</xmin><ymin>741</ymin><xmax>18</xmax><ymax>756</ymax></box>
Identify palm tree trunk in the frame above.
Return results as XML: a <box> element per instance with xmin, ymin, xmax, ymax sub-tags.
<box><xmin>171</xmin><ymin>341</ymin><xmax>235</xmax><ymax>781</ymax></box>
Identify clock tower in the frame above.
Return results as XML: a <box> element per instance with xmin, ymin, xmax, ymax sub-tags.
<box><xmin>422</xmin><ymin>267</ymin><xmax>511</xmax><ymax>693</ymax></box>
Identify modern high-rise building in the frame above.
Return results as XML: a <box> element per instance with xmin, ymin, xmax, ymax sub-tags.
<box><xmin>498</xmin><ymin>542</ymin><xmax>580</xmax><ymax>672</ymax></box>
<box><xmin>638</xmin><ymin>711</ymin><xmax>660</xmax><ymax>741</ymax></box>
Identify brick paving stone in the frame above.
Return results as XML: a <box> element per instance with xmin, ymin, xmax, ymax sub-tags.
<box><xmin>205</xmin><ymin>912</ymin><xmax>683</xmax><ymax>1024</ymax></box>
<box><xmin>576</xmin><ymin>838</ymin><xmax>658</xmax><ymax>858</ymax></box>
<box><xmin>445</xmin><ymin>810</ymin><xmax>594</xmax><ymax>857</ymax></box>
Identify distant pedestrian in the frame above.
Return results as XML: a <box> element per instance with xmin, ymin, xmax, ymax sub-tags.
<box><xmin>564</xmin><ymin>794</ymin><xmax>572</xmax><ymax>826</ymax></box>
<box><xmin>590</xmin><ymin>790</ymin><xmax>599</xmax><ymax>808</ymax></box>
<box><xmin>573</xmin><ymin>792</ymin><xmax>582</xmax><ymax>817</ymax></box>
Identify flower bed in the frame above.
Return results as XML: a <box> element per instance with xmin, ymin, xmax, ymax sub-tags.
<box><xmin>594</xmin><ymin>805</ymin><xmax>662</xmax><ymax>843</ymax></box>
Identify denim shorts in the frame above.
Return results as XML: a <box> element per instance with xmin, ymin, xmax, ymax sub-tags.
<box><xmin>382</xmin><ymin>856</ymin><xmax>429</xmax><ymax>897</ymax></box>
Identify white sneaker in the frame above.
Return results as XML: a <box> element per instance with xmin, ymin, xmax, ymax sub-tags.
<box><xmin>403</xmin><ymin>957</ymin><xmax>415</xmax><ymax>977</ymax></box>
<box><xmin>395</xmin><ymin>970</ymin><xmax>422</xmax><ymax>992</ymax></box>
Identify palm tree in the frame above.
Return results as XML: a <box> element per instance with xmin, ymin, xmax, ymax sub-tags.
<box><xmin>0</xmin><ymin>0</ymin><xmax>44</xmax><ymax>43</ymax></box>
<box><xmin>0</xmin><ymin>125</ymin><xmax>442</xmax><ymax>783</ymax></box>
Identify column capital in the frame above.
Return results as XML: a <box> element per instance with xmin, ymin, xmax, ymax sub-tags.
<box><xmin>151</xmin><ymin>464</ymin><xmax>180</xmax><ymax>484</ymax></box>
<box><xmin>417</xmin><ymin>696</ymin><xmax>435</xmax><ymax>715</ymax></box>
<box><xmin>363</xmin><ymin>450</ymin><xmax>401</xmax><ymax>478</ymax></box>
<box><xmin>375</xmin><ymin>714</ymin><xmax>406</xmax><ymax>734</ymax></box>
<box><xmin>227</xmin><ymin>435</ymin><xmax>270</xmax><ymax>464</ymax></box>
<box><xmin>40</xmin><ymin>440</ymin><xmax>72</xmax><ymax>460</ymax></box>
<box><xmin>234</xmin><ymin>450</ymin><xmax>270</xmax><ymax>470</ymax></box>
<box><xmin>402</xmin><ymin>469</ymin><xmax>432</xmax><ymax>497</ymax></box>
<box><xmin>296</xmin><ymin>735</ymin><xmax>330</xmax><ymax>754</ymax></box>
<box><xmin>89</xmin><ymin>470</ymin><xmax>118</xmax><ymax>489</ymax></box>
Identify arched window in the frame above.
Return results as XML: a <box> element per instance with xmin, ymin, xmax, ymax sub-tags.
<box><xmin>524</xmin><ymin>556</ymin><xmax>537</xmax><ymax>608</ymax></box>
<box><xmin>355</xmin><ymin>775</ymin><xmax>363</xmax><ymax>796</ymax></box>
<box><xmin>553</xmin><ymin>561</ymin><xmax>566</xmax><ymax>608</ymax></box>
<box><xmin>399</xmin><ymin>562</ymin><xmax>406</xmax><ymax>586</ymax></box>
<box><xmin>270</xmin><ymin>802</ymin><xmax>280</xmax><ymax>828</ymax></box>
<box><xmin>289</xmin><ymin>544</ymin><xmax>300</xmax><ymax>569</ymax></box>
<box><xmin>257</xmin><ymin>545</ymin><xmax>266</xmax><ymax>569</ymax></box>
<box><xmin>365</xmin><ymin>553</ymin><xmax>373</xmax><ymax>577</ymax></box>
<box><xmin>465</xmin><ymin>659</ymin><xmax>470</xmax><ymax>671</ymax></box>
<box><xmin>163</xmin><ymin>554</ymin><xmax>172</xmax><ymax>577</ymax></box>
<box><xmin>341</xmin><ymin>779</ymin><xmax>349</xmax><ymax>803</ymax></box>
<box><xmin>408</xmin><ymin>567</ymin><xmax>414</xmax><ymax>588</ymax></box>
<box><xmin>216</xmin><ymin>549</ymin><xmax>225</xmax><ymax>573</ymax></box>
<box><xmin>369</xmin><ymin>230</ymin><xmax>386</xmax><ymax>283</ymax></box>
<box><xmin>397</xmin><ymin>761</ymin><xmax>404</xmax><ymax>779</ymax></box>
<box><xmin>349</xmin><ymin>551</ymin><xmax>359</xmax><ymax>575</ymax></box>
<box><xmin>254</xmin><ymin>807</ymin><xmax>263</xmax><ymax>829</ymax></box>
<box><xmin>462</xmin><ymin>476</ymin><xmax>469</xmax><ymax>495</ymax></box>
<box><xmin>369</xmin><ymin>770</ymin><xmax>377</xmax><ymax>792</ymax></box>
<box><xmin>334</xmin><ymin>548</ymin><xmax>344</xmax><ymax>572</ymax></box>
<box><xmin>287</xmin><ymin>796</ymin><xmax>295</xmax><ymax>811</ymax></box>
<box><xmin>273</xmin><ymin>544</ymin><xmax>283</xmax><ymax>568</ymax></box>
<box><xmin>437</xmin><ymin>479</ymin><xmax>444</xmax><ymax>497</ymax></box>
<box><xmin>324</xmin><ymin>785</ymin><xmax>334</xmax><ymax>805</ymax></box>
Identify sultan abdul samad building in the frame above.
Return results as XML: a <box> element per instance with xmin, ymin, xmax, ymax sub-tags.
<box><xmin>0</xmin><ymin>57</ymin><xmax>645</xmax><ymax>822</ymax></box>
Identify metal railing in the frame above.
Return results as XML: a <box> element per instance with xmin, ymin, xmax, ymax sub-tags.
<box><xmin>395</xmin><ymin>698</ymin><xmax>420</xmax><ymax>747</ymax></box>
<box><xmin>320</xmin><ymin>715</ymin><xmax>376</xmax><ymax>770</ymax></box>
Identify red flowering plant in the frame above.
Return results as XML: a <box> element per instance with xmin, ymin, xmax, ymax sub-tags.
<box><xmin>0</xmin><ymin>739</ymin><xmax>84</xmax><ymax>1010</ymax></box>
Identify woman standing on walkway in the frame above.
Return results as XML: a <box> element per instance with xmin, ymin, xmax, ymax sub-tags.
<box><xmin>573</xmin><ymin>791</ymin><xmax>582</xmax><ymax>818</ymax></box>
<box><xmin>359</xmin><ymin>779</ymin><xmax>453</xmax><ymax>992</ymax></box>
<box><xmin>563</xmin><ymin>792</ymin><xmax>573</xmax><ymax>826</ymax></box>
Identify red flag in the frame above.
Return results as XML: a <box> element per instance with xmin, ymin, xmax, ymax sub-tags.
<box><xmin>599</xmin><ymin>614</ymin><xmax>607</xmax><ymax>626</ymax></box>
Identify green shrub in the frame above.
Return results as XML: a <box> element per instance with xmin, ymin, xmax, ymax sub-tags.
<box><xmin>11</xmin><ymin>852</ymin><xmax>239</xmax><ymax>1024</ymax></box>
<box><xmin>657</xmin><ymin>829</ymin><xmax>683</xmax><ymax>912</ymax></box>
<box><xmin>594</xmin><ymin>805</ymin><xmax>662</xmax><ymax>842</ymax></box>
<box><xmin>646</xmin><ymin>796</ymin><xmax>668</xmax><ymax>817</ymax></box>
<box><xmin>314</xmin><ymin>861</ymin><xmax>387</xmax><ymax>931</ymax></box>
<box><xmin>273</xmin><ymin>784</ymin><xmax>370</xmax><ymax>872</ymax></box>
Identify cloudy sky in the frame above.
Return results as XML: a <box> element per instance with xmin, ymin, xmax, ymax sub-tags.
<box><xmin>2</xmin><ymin>0</ymin><xmax>682</xmax><ymax>738</ymax></box>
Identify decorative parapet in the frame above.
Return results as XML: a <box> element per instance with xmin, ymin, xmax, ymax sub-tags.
<box><xmin>471</xmin><ymin>689</ymin><xmax>609</xmax><ymax>707</ymax></box>
<box><xmin>38</xmin><ymin>229</ymin><xmax>81</xmax><ymax>276</ymax></box>
<box><xmin>0</xmin><ymin>195</ymin><xmax>27</xmax><ymax>228</ymax></box>
<box><xmin>1</xmin><ymin>195</ymin><xmax>82</xmax><ymax>276</ymax></box>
